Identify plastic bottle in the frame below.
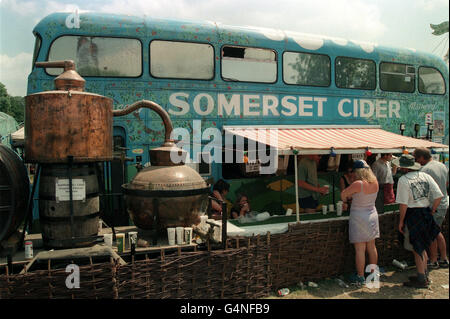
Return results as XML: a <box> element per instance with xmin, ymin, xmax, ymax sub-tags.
<box><xmin>393</xmin><ymin>259</ymin><xmax>406</xmax><ymax>270</ymax></box>
<box><xmin>278</xmin><ymin>288</ymin><xmax>290</xmax><ymax>296</ymax></box>
<box><xmin>336</xmin><ymin>278</ymin><xmax>349</xmax><ymax>288</ymax></box>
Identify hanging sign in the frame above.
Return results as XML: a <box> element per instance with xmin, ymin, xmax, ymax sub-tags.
<box><xmin>245</xmin><ymin>160</ymin><xmax>261</xmax><ymax>173</ymax></box>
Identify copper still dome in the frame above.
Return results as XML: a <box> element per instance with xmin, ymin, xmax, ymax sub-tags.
<box><xmin>120</xmin><ymin>102</ymin><xmax>209</xmax><ymax>231</ymax></box>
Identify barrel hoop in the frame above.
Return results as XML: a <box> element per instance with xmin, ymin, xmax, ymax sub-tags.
<box><xmin>39</xmin><ymin>212</ymin><xmax>100</xmax><ymax>223</ymax></box>
<box><xmin>122</xmin><ymin>186</ymin><xmax>210</xmax><ymax>198</ymax></box>
<box><xmin>38</xmin><ymin>192</ymin><xmax>99</xmax><ymax>201</ymax></box>
<box><xmin>40</xmin><ymin>170</ymin><xmax>96</xmax><ymax>177</ymax></box>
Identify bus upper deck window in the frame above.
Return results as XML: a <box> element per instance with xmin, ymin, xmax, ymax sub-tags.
<box><xmin>380</xmin><ymin>62</ymin><xmax>415</xmax><ymax>93</ymax></box>
<box><xmin>335</xmin><ymin>57</ymin><xmax>376</xmax><ymax>90</ymax></box>
<box><xmin>221</xmin><ymin>46</ymin><xmax>277</xmax><ymax>83</ymax></box>
<box><xmin>418</xmin><ymin>67</ymin><xmax>446</xmax><ymax>95</ymax></box>
<box><xmin>150</xmin><ymin>40</ymin><xmax>214</xmax><ymax>80</ymax></box>
<box><xmin>283</xmin><ymin>51</ymin><xmax>330</xmax><ymax>87</ymax></box>
<box><xmin>47</xmin><ymin>36</ymin><xmax>142</xmax><ymax>77</ymax></box>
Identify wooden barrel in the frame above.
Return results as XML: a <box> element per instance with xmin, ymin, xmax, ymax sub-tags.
<box><xmin>0</xmin><ymin>145</ymin><xmax>30</xmax><ymax>242</ymax></box>
<box><xmin>39</xmin><ymin>163</ymin><xmax>99</xmax><ymax>249</ymax></box>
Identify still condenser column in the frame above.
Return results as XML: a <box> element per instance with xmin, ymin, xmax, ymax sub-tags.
<box><xmin>24</xmin><ymin>60</ymin><xmax>113</xmax><ymax>249</ymax></box>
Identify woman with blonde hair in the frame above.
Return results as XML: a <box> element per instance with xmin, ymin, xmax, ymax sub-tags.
<box><xmin>341</xmin><ymin>160</ymin><xmax>380</xmax><ymax>286</ymax></box>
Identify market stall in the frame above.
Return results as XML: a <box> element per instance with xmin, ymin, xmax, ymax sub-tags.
<box><xmin>223</xmin><ymin>124</ymin><xmax>449</xmax><ymax>220</ymax></box>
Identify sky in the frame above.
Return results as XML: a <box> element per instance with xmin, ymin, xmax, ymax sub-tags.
<box><xmin>0</xmin><ymin>0</ymin><xmax>448</xmax><ymax>96</ymax></box>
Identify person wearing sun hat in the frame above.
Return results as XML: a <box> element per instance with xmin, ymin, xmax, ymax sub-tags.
<box><xmin>394</xmin><ymin>154</ymin><xmax>443</xmax><ymax>288</ymax></box>
<box><xmin>413</xmin><ymin>147</ymin><xmax>449</xmax><ymax>269</ymax></box>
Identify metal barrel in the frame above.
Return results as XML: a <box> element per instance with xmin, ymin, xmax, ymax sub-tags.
<box><xmin>38</xmin><ymin>163</ymin><xmax>99</xmax><ymax>249</ymax></box>
<box><xmin>0</xmin><ymin>145</ymin><xmax>30</xmax><ymax>242</ymax></box>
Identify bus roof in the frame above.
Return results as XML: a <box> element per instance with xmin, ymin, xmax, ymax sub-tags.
<box><xmin>34</xmin><ymin>12</ymin><xmax>448</xmax><ymax>72</ymax></box>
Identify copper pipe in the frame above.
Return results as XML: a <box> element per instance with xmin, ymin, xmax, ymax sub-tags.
<box><xmin>112</xmin><ymin>100</ymin><xmax>174</xmax><ymax>143</ymax></box>
<box><xmin>35</xmin><ymin>60</ymin><xmax>76</xmax><ymax>71</ymax></box>
<box><xmin>35</xmin><ymin>60</ymin><xmax>85</xmax><ymax>91</ymax></box>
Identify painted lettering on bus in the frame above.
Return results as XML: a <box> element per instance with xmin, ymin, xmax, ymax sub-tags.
<box><xmin>337</xmin><ymin>98</ymin><xmax>400</xmax><ymax>118</ymax></box>
<box><xmin>168</xmin><ymin>93</ymin><xmax>400</xmax><ymax>118</ymax></box>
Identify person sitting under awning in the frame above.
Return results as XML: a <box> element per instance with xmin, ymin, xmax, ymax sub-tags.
<box><xmin>230</xmin><ymin>193</ymin><xmax>251</xmax><ymax>219</ymax></box>
<box><xmin>209</xmin><ymin>179</ymin><xmax>230</xmax><ymax>220</ymax></box>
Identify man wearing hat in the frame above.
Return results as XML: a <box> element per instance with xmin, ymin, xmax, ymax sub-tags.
<box><xmin>394</xmin><ymin>154</ymin><xmax>443</xmax><ymax>288</ymax></box>
<box><xmin>413</xmin><ymin>147</ymin><xmax>449</xmax><ymax>269</ymax></box>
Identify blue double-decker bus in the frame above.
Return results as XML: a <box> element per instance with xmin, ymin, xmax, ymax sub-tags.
<box><xmin>28</xmin><ymin>12</ymin><xmax>449</xmax><ymax>215</ymax></box>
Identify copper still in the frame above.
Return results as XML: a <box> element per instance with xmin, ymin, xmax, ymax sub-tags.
<box><xmin>25</xmin><ymin>60</ymin><xmax>113</xmax><ymax>163</ymax></box>
<box><xmin>120</xmin><ymin>101</ymin><xmax>210</xmax><ymax>231</ymax></box>
<box><xmin>25</xmin><ymin>60</ymin><xmax>209</xmax><ymax>247</ymax></box>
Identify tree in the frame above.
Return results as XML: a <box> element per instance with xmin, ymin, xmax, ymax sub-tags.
<box><xmin>431</xmin><ymin>21</ymin><xmax>449</xmax><ymax>62</ymax></box>
<box><xmin>0</xmin><ymin>82</ymin><xmax>25</xmax><ymax>124</ymax></box>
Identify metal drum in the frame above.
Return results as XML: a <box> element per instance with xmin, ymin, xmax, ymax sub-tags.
<box><xmin>0</xmin><ymin>145</ymin><xmax>30</xmax><ymax>242</ymax></box>
<box><xmin>38</xmin><ymin>163</ymin><xmax>99</xmax><ymax>248</ymax></box>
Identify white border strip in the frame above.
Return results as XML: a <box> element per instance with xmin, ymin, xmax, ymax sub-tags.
<box><xmin>223</xmin><ymin>125</ymin><xmax>381</xmax><ymax>130</ymax></box>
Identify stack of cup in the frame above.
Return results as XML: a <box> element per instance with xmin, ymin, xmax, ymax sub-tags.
<box><xmin>104</xmin><ymin>233</ymin><xmax>113</xmax><ymax>247</ymax></box>
<box><xmin>322</xmin><ymin>205</ymin><xmax>328</xmax><ymax>215</ymax></box>
<box><xmin>167</xmin><ymin>228</ymin><xmax>176</xmax><ymax>246</ymax></box>
<box><xmin>328</xmin><ymin>204</ymin><xmax>335</xmax><ymax>213</ymax></box>
<box><xmin>336</xmin><ymin>201</ymin><xmax>343</xmax><ymax>216</ymax></box>
<box><xmin>176</xmin><ymin>227</ymin><xmax>184</xmax><ymax>245</ymax></box>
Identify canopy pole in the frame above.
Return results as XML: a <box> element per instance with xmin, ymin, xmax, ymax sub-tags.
<box><xmin>294</xmin><ymin>154</ymin><xmax>299</xmax><ymax>223</ymax></box>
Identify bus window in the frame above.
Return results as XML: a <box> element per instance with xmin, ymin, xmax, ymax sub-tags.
<box><xmin>418</xmin><ymin>67</ymin><xmax>446</xmax><ymax>95</ymax></box>
<box><xmin>47</xmin><ymin>36</ymin><xmax>142</xmax><ymax>77</ymax></box>
<box><xmin>150</xmin><ymin>40</ymin><xmax>214</xmax><ymax>80</ymax></box>
<box><xmin>221</xmin><ymin>46</ymin><xmax>277</xmax><ymax>83</ymax></box>
<box><xmin>380</xmin><ymin>62</ymin><xmax>415</xmax><ymax>93</ymax></box>
<box><xmin>335</xmin><ymin>57</ymin><xmax>376</xmax><ymax>90</ymax></box>
<box><xmin>283</xmin><ymin>51</ymin><xmax>330</xmax><ymax>87</ymax></box>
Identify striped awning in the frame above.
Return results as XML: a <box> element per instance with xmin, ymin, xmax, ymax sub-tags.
<box><xmin>223</xmin><ymin>125</ymin><xmax>449</xmax><ymax>155</ymax></box>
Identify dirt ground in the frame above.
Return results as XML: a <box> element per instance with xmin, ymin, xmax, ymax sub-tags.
<box><xmin>267</xmin><ymin>266</ymin><xmax>449</xmax><ymax>299</ymax></box>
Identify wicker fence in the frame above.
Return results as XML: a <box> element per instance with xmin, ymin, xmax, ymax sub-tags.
<box><xmin>0</xmin><ymin>211</ymin><xmax>448</xmax><ymax>299</ymax></box>
<box><xmin>230</xmin><ymin>210</ymin><xmax>448</xmax><ymax>290</ymax></box>
<box><xmin>0</xmin><ymin>259</ymin><xmax>117</xmax><ymax>299</ymax></box>
<box><xmin>0</xmin><ymin>238</ymin><xmax>271</xmax><ymax>299</ymax></box>
<box><xmin>116</xmin><ymin>237</ymin><xmax>271</xmax><ymax>299</ymax></box>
